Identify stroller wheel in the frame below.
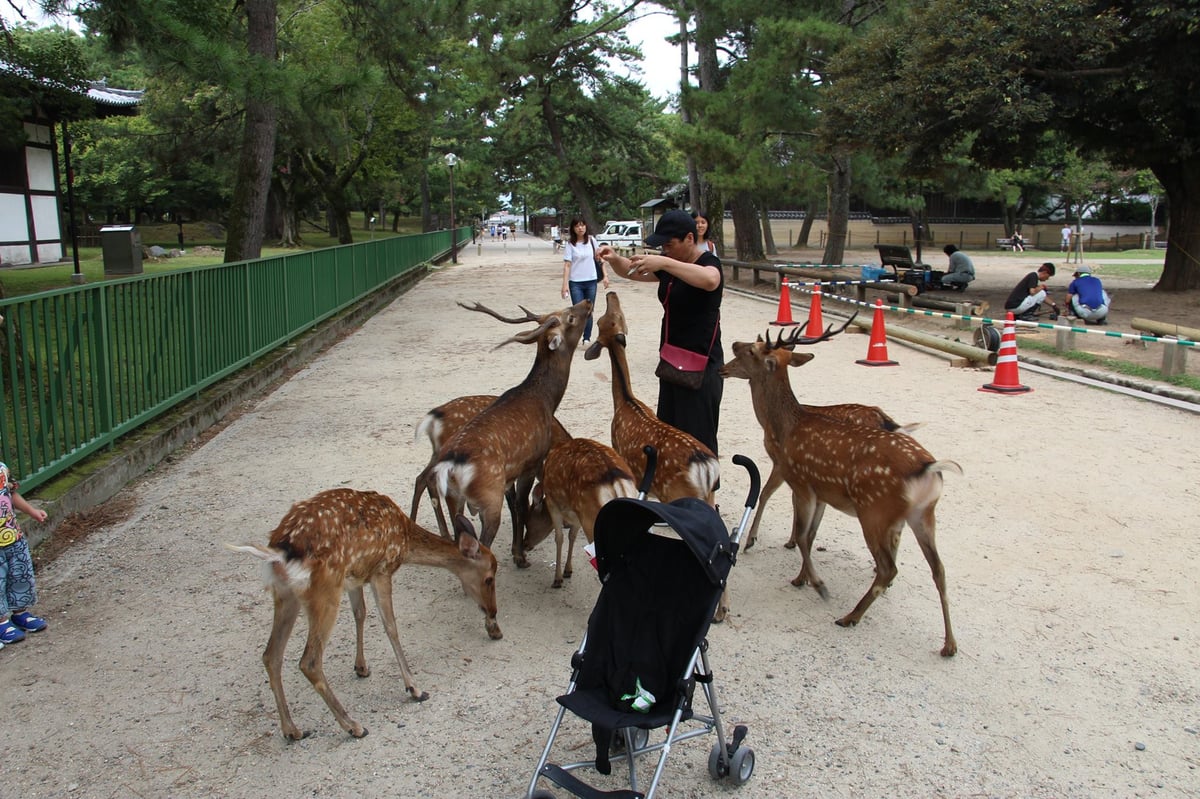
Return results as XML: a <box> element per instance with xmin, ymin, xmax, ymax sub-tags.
<box><xmin>730</xmin><ymin>745</ymin><xmax>755</xmax><ymax>785</ymax></box>
<box><xmin>708</xmin><ymin>742</ymin><xmax>727</xmax><ymax>780</ymax></box>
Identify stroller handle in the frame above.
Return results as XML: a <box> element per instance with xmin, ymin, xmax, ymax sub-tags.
<box><xmin>638</xmin><ymin>445</ymin><xmax>658</xmax><ymax>497</ymax></box>
<box><xmin>732</xmin><ymin>454</ymin><xmax>761</xmax><ymax>508</ymax></box>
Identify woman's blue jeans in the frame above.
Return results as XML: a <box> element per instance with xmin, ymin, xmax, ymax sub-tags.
<box><xmin>568</xmin><ymin>279</ymin><xmax>599</xmax><ymax>340</ymax></box>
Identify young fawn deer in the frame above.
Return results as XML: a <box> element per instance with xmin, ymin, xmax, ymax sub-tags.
<box><xmin>227</xmin><ymin>489</ymin><xmax>501</xmax><ymax>740</ymax></box>
<box><xmin>522</xmin><ymin>437</ymin><xmax>638</xmax><ymax>587</ymax></box>
<box><xmin>584</xmin><ymin>291</ymin><xmax>719</xmax><ymax>505</ymax></box>
<box><xmin>431</xmin><ymin>300</ymin><xmax>590</xmax><ymax>568</ymax></box>
<box><xmin>723</xmin><ymin>325</ymin><xmax>961</xmax><ymax>656</ymax></box>
<box><xmin>409</xmin><ymin>394</ymin><xmax>570</xmax><ymax>539</ymax></box>
<box><xmin>721</xmin><ymin>324</ymin><xmax>921</xmax><ymax>551</ymax></box>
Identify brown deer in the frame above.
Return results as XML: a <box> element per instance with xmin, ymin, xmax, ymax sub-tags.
<box><xmin>226</xmin><ymin>489</ymin><xmax>500</xmax><ymax>740</ymax></box>
<box><xmin>409</xmin><ymin>394</ymin><xmax>570</xmax><ymax>538</ymax></box>
<box><xmin>522</xmin><ymin>437</ymin><xmax>638</xmax><ymax>587</ymax></box>
<box><xmin>584</xmin><ymin>291</ymin><xmax>719</xmax><ymax>505</ymax></box>
<box><xmin>723</xmin><ymin>325</ymin><xmax>962</xmax><ymax>656</ymax></box>
<box><xmin>720</xmin><ymin>326</ymin><xmax>922</xmax><ymax>551</ymax></box>
<box><xmin>430</xmin><ymin>299</ymin><xmax>590</xmax><ymax>567</ymax></box>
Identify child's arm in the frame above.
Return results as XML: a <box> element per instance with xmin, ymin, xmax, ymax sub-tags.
<box><xmin>12</xmin><ymin>492</ymin><xmax>47</xmax><ymax>523</ymax></box>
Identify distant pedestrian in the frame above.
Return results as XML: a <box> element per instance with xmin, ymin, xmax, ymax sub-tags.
<box><xmin>561</xmin><ymin>218</ymin><xmax>608</xmax><ymax>344</ymax></box>
<box><xmin>1060</xmin><ymin>225</ymin><xmax>1072</xmax><ymax>252</ymax></box>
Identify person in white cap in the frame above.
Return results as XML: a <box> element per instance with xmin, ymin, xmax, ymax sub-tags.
<box><xmin>1064</xmin><ymin>264</ymin><xmax>1111</xmax><ymax>324</ymax></box>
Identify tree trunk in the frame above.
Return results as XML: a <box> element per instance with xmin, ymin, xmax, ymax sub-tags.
<box><xmin>796</xmin><ymin>196</ymin><xmax>817</xmax><ymax>247</ymax></box>
<box><xmin>540</xmin><ymin>91</ymin><xmax>600</xmax><ymax>233</ymax></box>
<box><xmin>224</xmin><ymin>0</ymin><xmax>278</xmax><ymax>263</ymax></box>
<box><xmin>821</xmin><ymin>155</ymin><xmax>851</xmax><ymax>265</ymax></box>
<box><xmin>731</xmin><ymin>192</ymin><xmax>764</xmax><ymax>262</ymax></box>
<box><xmin>1152</xmin><ymin>160</ymin><xmax>1200</xmax><ymax>291</ymax></box>
<box><xmin>760</xmin><ymin>203</ymin><xmax>777</xmax><ymax>255</ymax></box>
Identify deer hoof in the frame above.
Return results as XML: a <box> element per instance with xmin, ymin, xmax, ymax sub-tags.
<box><xmin>514</xmin><ymin>556</ymin><xmax>530</xmax><ymax>569</ymax></box>
<box><xmin>816</xmin><ymin>583</ymin><xmax>830</xmax><ymax>600</ymax></box>
<box><xmin>485</xmin><ymin>619</ymin><xmax>504</xmax><ymax>640</ymax></box>
<box><xmin>349</xmin><ymin>724</ymin><xmax>369</xmax><ymax>738</ymax></box>
<box><xmin>409</xmin><ymin>689</ymin><xmax>430</xmax><ymax>702</ymax></box>
<box><xmin>282</xmin><ymin>727</ymin><xmax>309</xmax><ymax>742</ymax></box>
<box><xmin>783</xmin><ymin>540</ymin><xmax>797</xmax><ymax>549</ymax></box>
<box><xmin>552</xmin><ymin>578</ymin><xmax>564</xmax><ymax>588</ymax></box>
<box><xmin>712</xmin><ymin>606</ymin><xmax>729</xmax><ymax>624</ymax></box>
<box><xmin>940</xmin><ymin>640</ymin><xmax>958</xmax><ymax>658</ymax></box>
<box><xmin>744</xmin><ymin>536</ymin><xmax>757</xmax><ymax>551</ymax></box>
<box><xmin>834</xmin><ymin>615</ymin><xmax>858</xmax><ymax>628</ymax></box>
<box><xmin>355</xmin><ymin>664</ymin><xmax>371</xmax><ymax>678</ymax></box>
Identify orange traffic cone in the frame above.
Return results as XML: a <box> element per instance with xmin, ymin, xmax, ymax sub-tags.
<box><xmin>979</xmin><ymin>313</ymin><xmax>1032</xmax><ymax>394</ymax></box>
<box><xmin>770</xmin><ymin>278</ymin><xmax>798</xmax><ymax>326</ymax></box>
<box><xmin>805</xmin><ymin>283</ymin><xmax>825</xmax><ymax>336</ymax></box>
<box><xmin>856</xmin><ymin>298</ymin><xmax>898</xmax><ymax>367</ymax></box>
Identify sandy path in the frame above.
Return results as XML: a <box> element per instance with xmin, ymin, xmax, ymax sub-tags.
<box><xmin>4</xmin><ymin>236</ymin><xmax>1198</xmax><ymax>799</ymax></box>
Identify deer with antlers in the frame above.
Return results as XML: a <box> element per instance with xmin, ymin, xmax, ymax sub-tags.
<box><xmin>522</xmin><ymin>437</ymin><xmax>638</xmax><ymax>587</ymax></box>
<box><xmin>410</xmin><ymin>394</ymin><xmax>570</xmax><ymax>539</ymax></box>
<box><xmin>722</xmin><ymin>321</ymin><xmax>961</xmax><ymax>656</ymax></box>
<box><xmin>227</xmin><ymin>489</ymin><xmax>500</xmax><ymax>740</ymax></box>
<box><xmin>584</xmin><ymin>291</ymin><xmax>719</xmax><ymax>505</ymax></box>
<box><xmin>721</xmin><ymin>322</ymin><xmax>922</xmax><ymax>551</ymax></box>
<box><xmin>429</xmin><ymin>299</ymin><xmax>590</xmax><ymax>568</ymax></box>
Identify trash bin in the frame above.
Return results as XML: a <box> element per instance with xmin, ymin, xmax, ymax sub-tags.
<box><xmin>100</xmin><ymin>225</ymin><xmax>143</xmax><ymax>275</ymax></box>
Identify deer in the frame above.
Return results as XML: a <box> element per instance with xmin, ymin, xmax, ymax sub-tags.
<box><xmin>409</xmin><ymin>394</ymin><xmax>570</xmax><ymax>539</ymax></box>
<box><xmin>430</xmin><ymin>299</ymin><xmax>591</xmax><ymax>568</ymax></box>
<box><xmin>583</xmin><ymin>291</ymin><xmax>719</xmax><ymax>506</ymax></box>
<box><xmin>723</xmin><ymin>323</ymin><xmax>962</xmax><ymax>657</ymax></box>
<box><xmin>226</xmin><ymin>488</ymin><xmax>500</xmax><ymax>740</ymax></box>
<box><xmin>521</xmin><ymin>437</ymin><xmax>639</xmax><ymax>587</ymax></box>
<box><xmin>720</xmin><ymin>322</ymin><xmax>922</xmax><ymax>551</ymax></box>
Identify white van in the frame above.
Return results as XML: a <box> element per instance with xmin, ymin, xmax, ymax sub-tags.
<box><xmin>595</xmin><ymin>220</ymin><xmax>643</xmax><ymax>249</ymax></box>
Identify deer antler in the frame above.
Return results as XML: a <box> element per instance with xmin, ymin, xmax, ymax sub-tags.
<box><xmin>494</xmin><ymin>315</ymin><xmax>561</xmax><ymax>349</ymax></box>
<box><xmin>776</xmin><ymin>312</ymin><xmax>859</xmax><ymax>348</ymax></box>
<box><xmin>458</xmin><ymin>301</ymin><xmax>541</xmax><ymax>325</ymax></box>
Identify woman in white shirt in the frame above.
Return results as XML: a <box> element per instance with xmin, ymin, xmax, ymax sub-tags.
<box><xmin>560</xmin><ymin>218</ymin><xmax>609</xmax><ymax>343</ymax></box>
<box><xmin>692</xmin><ymin>211</ymin><xmax>718</xmax><ymax>255</ymax></box>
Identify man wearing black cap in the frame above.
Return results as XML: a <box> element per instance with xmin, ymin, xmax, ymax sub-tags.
<box><xmin>597</xmin><ymin>209</ymin><xmax>724</xmax><ymax>455</ymax></box>
<box><xmin>1064</xmin><ymin>264</ymin><xmax>1110</xmax><ymax>324</ymax></box>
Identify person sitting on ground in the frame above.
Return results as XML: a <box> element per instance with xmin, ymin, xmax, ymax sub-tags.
<box><xmin>1064</xmin><ymin>264</ymin><xmax>1111</xmax><ymax>325</ymax></box>
<box><xmin>939</xmin><ymin>244</ymin><xmax>975</xmax><ymax>291</ymax></box>
<box><xmin>1004</xmin><ymin>262</ymin><xmax>1061</xmax><ymax>321</ymax></box>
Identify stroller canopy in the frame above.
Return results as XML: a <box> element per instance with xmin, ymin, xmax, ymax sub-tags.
<box><xmin>593</xmin><ymin>497</ymin><xmax>735</xmax><ymax>587</ymax></box>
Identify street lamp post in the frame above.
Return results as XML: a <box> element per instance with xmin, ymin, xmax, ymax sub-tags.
<box><xmin>444</xmin><ymin>152</ymin><xmax>458</xmax><ymax>264</ymax></box>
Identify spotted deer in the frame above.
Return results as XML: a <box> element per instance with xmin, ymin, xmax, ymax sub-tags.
<box><xmin>226</xmin><ymin>489</ymin><xmax>500</xmax><ymax>740</ymax></box>
<box><xmin>724</xmin><ymin>324</ymin><xmax>962</xmax><ymax>656</ymax></box>
<box><xmin>522</xmin><ymin>437</ymin><xmax>638</xmax><ymax>587</ymax></box>
<box><xmin>584</xmin><ymin>291</ymin><xmax>719</xmax><ymax>505</ymax></box>
<box><xmin>430</xmin><ymin>299</ymin><xmax>590</xmax><ymax>567</ymax></box>
<box><xmin>410</xmin><ymin>394</ymin><xmax>570</xmax><ymax>539</ymax></box>
<box><xmin>720</xmin><ymin>324</ymin><xmax>922</xmax><ymax>551</ymax></box>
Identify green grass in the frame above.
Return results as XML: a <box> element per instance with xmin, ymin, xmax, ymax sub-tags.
<box><xmin>1019</xmin><ymin>338</ymin><xmax>1200</xmax><ymax>391</ymax></box>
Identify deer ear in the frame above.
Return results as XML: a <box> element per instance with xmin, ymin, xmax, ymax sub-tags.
<box><xmin>548</xmin><ymin>331</ymin><xmax>565</xmax><ymax>350</ymax></box>
<box><xmin>453</xmin><ymin>513</ymin><xmax>478</xmax><ymax>545</ymax></box>
<box><xmin>457</xmin><ymin>529</ymin><xmax>481</xmax><ymax>559</ymax></box>
<box><xmin>789</xmin><ymin>352</ymin><xmax>816</xmax><ymax>367</ymax></box>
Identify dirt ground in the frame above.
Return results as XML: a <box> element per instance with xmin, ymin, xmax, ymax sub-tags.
<box><xmin>4</xmin><ymin>236</ymin><xmax>1199</xmax><ymax>799</ymax></box>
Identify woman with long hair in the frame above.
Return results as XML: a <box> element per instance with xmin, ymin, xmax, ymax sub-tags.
<box><xmin>692</xmin><ymin>211</ymin><xmax>718</xmax><ymax>255</ymax></box>
<box><xmin>560</xmin><ymin>217</ymin><xmax>609</xmax><ymax>343</ymax></box>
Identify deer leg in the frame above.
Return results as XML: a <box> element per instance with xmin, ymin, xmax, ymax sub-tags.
<box><xmin>909</xmin><ymin>504</ymin><xmax>957</xmax><ymax>657</ymax></box>
<box><xmin>745</xmin><ymin>464</ymin><xmax>784</xmax><ymax>550</ymax></box>
<box><xmin>509</xmin><ymin>476</ymin><xmax>533</xmax><ymax>568</ymax></box>
<box><xmin>347</xmin><ymin>585</ymin><xmax>370</xmax><ymax>678</ymax></box>
<box><xmin>263</xmin><ymin>587</ymin><xmax>305</xmax><ymax>741</ymax></box>
<box><xmin>562</xmin><ymin>524</ymin><xmax>576</xmax><ymax>581</ymax></box>
<box><xmin>368</xmin><ymin>574</ymin><xmax>430</xmax><ymax>700</ymax></box>
<box><xmin>411</xmin><ymin>464</ymin><xmax>451</xmax><ymax>539</ymax></box>
<box><xmin>788</xmin><ymin>490</ymin><xmax>828</xmax><ymax>599</ymax></box>
<box><xmin>713</xmin><ymin>585</ymin><xmax>731</xmax><ymax>623</ymax></box>
<box><xmin>298</xmin><ymin>582</ymin><xmax>367</xmax><ymax>738</ymax></box>
<box><xmin>836</xmin><ymin>520</ymin><xmax>902</xmax><ymax>634</ymax></box>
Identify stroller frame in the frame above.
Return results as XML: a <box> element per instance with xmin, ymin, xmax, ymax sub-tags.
<box><xmin>526</xmin><ymin>455</ymin><xmax>762</xmax><ymax>799</ymax></box>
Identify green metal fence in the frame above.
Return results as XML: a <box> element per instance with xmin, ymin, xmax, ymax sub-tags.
<box><xmin>0</xmin><ymin>228</ymin><xmax>465</xmax><ymax>491</ymax></box>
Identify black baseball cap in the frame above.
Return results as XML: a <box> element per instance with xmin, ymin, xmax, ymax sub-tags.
<box><xmin>645</xmin><ymin>210</ymin><xmax>698</xmax><ymax>247</ymax></box>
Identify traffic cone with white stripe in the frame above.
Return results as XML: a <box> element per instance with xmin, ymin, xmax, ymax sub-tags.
<box><xmin>770</xmin><ymin>278</ymin><xmax>798</xmax><ymax>326</ymax></box>
<box><xmin>804</xmin><ymin>283</ymin><xmax>825</xmax><ymax>336</ymax></box>
<box><xmin>856</xmin><ymin>298</ymin><xmax>898</xmax><ymax>366</ymax></box>
<box><xmin>979</xmin><ymin>312</ymin><xmax>1032</xmax><ymax>394</ymax></box>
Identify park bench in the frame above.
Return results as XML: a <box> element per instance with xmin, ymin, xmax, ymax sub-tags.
<box><xmin>873</xmin><ymin>244</ymin><xmax>930</xmax><ymax>290</ymax></box>
<box><xmin>996</xmin><ymin>237</ymin><xmax>1032</xmax><ymax>250</ymax></box>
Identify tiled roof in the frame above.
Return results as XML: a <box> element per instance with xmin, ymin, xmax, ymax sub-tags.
<box><xmin>87</xmin><ymin>80</ymin><xmax>144</xmax><ymax>107</ymax></box>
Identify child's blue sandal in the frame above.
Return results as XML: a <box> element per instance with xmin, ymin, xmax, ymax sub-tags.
<box><xmin>0</xmin><ymin>620</ymin><xmax>26</xmax><ymax>643</ymax></box>
<box><xmin>11</xmin><ymin>612</ymin><xmax>47</xmax><ymax>632</ymax></box>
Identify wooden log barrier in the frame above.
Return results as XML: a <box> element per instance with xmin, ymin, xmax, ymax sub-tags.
<box><xmin>1131</xmin><ymin>317</ymin><xmax>1196</xmax><ymax>377</ymax></box>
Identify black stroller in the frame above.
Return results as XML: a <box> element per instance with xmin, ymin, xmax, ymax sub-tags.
<box><xmin>526</xmin><ymin>454</ymin><xmax>762</xmax><ymax>799</ymax></box>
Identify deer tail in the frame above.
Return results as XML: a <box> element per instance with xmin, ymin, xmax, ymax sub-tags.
<box><xmin>224</xmin><ymin>542</ymin><xmax>309</xmax><ymax>590</ymax></box>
